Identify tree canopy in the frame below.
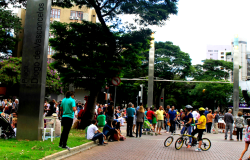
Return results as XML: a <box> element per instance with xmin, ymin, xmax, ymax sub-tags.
<box><xmin>0</xmin><ymin>9</ymin><xmax>22</xmax><ymax>59</ymax></box>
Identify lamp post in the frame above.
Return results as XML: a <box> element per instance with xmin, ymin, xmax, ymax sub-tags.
<box><xmin>233</xmin><ymin>35</ymin><xmax>239</xmax><ymax>116</ymax></box>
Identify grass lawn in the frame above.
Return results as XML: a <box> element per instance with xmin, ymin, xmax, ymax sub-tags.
<box><xmin>0</xmin><ymin>129</ymin><xmax>91</xmax><ymax>160</ymax></box>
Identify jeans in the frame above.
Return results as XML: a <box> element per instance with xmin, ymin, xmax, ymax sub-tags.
<box><xmin>127</xmin><ymin>117</ymin><xmax>133</xmax><ymax>136</ymax></box>
<box><xmin>92</xmin><ymin>133</ymin><xmax>104</xmax><ymax>144</ymax></box>
<box><xmin>225</xmin><ymin>123</ymin><xmax>233</xmax><ymax>139</ymax></box>
<box><xmin>136</xmin><ymin>122</ymin><xmax>143</xmax><ymax>137</ymax></box>
<box><xmin>106</xmin><ymin>129</ymin><xmax>115</xmax><ymax>140</ymax></box>
<box><xmin>206</xmin><ymin>122</ymin><xmax>212</xmax><ymax>133</ymax></box>
<box><xmin>170</xmin><ymin>120</ymin><xmax>176</xmax><ymax>133</ymax></box>
<box><xmin>236</xmin><ymin>128</ymin><xmax>243</xmax><ymax>140</ymax></box>
<box><xmin>181</xmin><ymin>126</ymin><xmax>192</xmax><ymax>144</ymax></box>
<box><xmin>59</xmin><ymin>117</ymin><xmax>73</xmax><ymax>147</ymax></box>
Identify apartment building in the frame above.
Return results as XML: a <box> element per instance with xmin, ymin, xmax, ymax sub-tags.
<box><xmin>206</xmin><ymin>45</ymin><xmax>231</xmax><ymax>60</ymax></box>
<box><xmin>48</xmin><ymin>5</ymin><xmax>96</xmax><ymax>62</ymax></box>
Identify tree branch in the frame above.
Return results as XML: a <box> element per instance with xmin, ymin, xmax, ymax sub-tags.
<box><xmin>102</xmin><ymin>1</ymin><xmax>121</xmax><ymax>17</ymax></box>
<box><xmin>100</xmin><ymin>0</ymin><xmax>109</xmax><ymax>10</ymax></box>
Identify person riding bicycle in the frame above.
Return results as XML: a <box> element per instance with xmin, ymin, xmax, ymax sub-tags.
<box><xmin>181</xmin><ymin>105</ymin><xmax>194</xmax><ymax>148</ymax></box>
<box><xmin>190</xmin><ymin>107</ymin><xmax>206</xmax><ymax>152</ymax></box>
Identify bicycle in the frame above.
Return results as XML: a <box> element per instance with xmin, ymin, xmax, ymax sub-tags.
<box><xmin>164</xmin><ymin>121</ymin><xmax>211</xmax><ymax>151</ymax></box>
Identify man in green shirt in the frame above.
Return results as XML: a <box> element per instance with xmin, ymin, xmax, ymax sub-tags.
<box><xmin>97</xmin><ymin>112</ymin><xmax>106</xmax><ymax>127</ymax></box>
<box><xmin>59</xmin><ymin>91</ymin><xmax>76</xmax><ymax>150</ymax></box>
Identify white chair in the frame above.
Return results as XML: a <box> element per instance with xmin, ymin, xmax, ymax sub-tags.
<box><xmin>43</xmin><ymin>117</ymin><xmax>56</xmax><ymax>142</ymax></box>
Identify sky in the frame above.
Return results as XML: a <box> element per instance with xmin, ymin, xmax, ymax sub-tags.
<box><xmin>151</xmin><ymin>0</ymin><xmax>250</xmax><ymax>65</ymax></box>
<box><xmin>114</xmin><ymin>0</ymin><xmax>250</xmax><ymax>65</ymax></box>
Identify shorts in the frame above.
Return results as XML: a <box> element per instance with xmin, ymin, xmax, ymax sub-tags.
<box><xmin>191</xmin><ymin>129</ymin><xmax>205</xmax><ymax>141</ymax></box>
<box><xmin>133</xmin><ymin>117</ymin><xmax>136</xmax><ymax>125</ymax></box>
<box><xmin>157</xmin><ymin>120</ymin><xmax>163</xmax><ymax>128</ymax></box>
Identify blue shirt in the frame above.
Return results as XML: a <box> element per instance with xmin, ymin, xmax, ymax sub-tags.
<box><xmin>168</xmin><ymin>110</ymin><xmax>177</xmax><ymax>121</ymax></box>
<box><xmin>204</xmin><ymin>110</ymin><xmax>209</xmax><ymax>116</ymax></box>
<box><xmin>61</xmin><ymin>97</ymin><xmax>76</xmax><ymax>119</ymax></box>
<box><xmin>127</xmin><ymin>108</ymin><xmax>135</xmax><ymax>117</ymax></box>
<box><xmin>103</xmin><ymin>124</ymin><xmax>114</xmax><ymax>136</ymax></box>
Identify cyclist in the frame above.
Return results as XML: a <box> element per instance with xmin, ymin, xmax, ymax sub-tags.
<box><xmin>181</xmin><ymin>105</ymin><xmax>194</xmax><ymax>148</ymax></box>
<box><xmin>190</xmin><ymin>107</ymin><xmax>206</xmax><ymax>152</ymax></box>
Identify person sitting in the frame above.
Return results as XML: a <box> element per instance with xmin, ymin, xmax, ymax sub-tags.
<box><xmin>87</xmin><ymin>119</ymin><xmax>108</xmax><ymax>145</ymax></box>
<box><xmin>112</xmin><ymin>121</ymin><xmax>125</xmax><ymax>141</ymax></box>
<box><xmin>103</xmin><ymin>120</ymin><xmax>115</xmax><ymax>142</ymax></box>
<box><xmin>97</xmin><ymin>112</ymin><xmax>106</xmax><ymax>127</ymax></box>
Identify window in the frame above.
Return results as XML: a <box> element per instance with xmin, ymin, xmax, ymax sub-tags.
<box><xmin>210</xmin><ymin>54</ymin><xmax>213</xmax><ymax>56</ymax></box>
<box><xmin>51</xmin><ymin>9</ymin><xmax>60</xmax><ymax>18</ymax></box>
<box><xmin>48</xmin><ymin>46</ymin><xmax>55</xmax><ymax>55</ymax></box>
<box><xmin>221</xmin><ymin>56</ymin><xmax>224</xmax><ymax>59</ymax></box>
<box><xmin>221</xmin><ymin>52</ymin><xmax>224</xmax><ymax>55</ymax></box>
<box><xmin>70</xmin><ymin>11</ymin><xmax>83</xmax><ymax>20</ymax></box>
<box><xmin>208</xmin><ymin>50</ymin><xmax>213</xmax><ymax>52</ymax></box>
<box><xmin>214</xmin><ymin>50</ymin><xmax>218</xmax><ymax>52</ymax></box>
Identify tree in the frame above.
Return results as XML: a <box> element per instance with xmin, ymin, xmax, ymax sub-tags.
<box><xmin>0</xmin><ymin>9</ymin><xmax>22</xmax><ymax>59</ymax></box>
<box><xmin>0</xmin><ymin>57</ymin><xmax>63</xmax><ymax>97</ymax></box>
<box><xmin>49</xmin><ymin>21</ymin><xmax>151</xmax><ymax>128</ymax></box>
<box><xmin>192</xmin><ymin>59</ymin><xmax>233</xmax><ymax>81</ymax></box>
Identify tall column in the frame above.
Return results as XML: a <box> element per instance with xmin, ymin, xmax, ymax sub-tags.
<box><xmin>17</xmin><ymin>0</ymin><xmax>51</xmax><ymax>140</ymax></box>
<box><xmin>233</xmin><ymin>35</ymin><xmax>239</xmax><ymax>116</ymax></box>
<box><xmin>147</xmin><ymin>33</ymin><xmax>155</xmax><ymax>108</ymax></box>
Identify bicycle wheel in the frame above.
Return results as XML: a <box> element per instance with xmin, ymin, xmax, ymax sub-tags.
<box><xmin>200</xmin><ymin>138</ymin><xmax>211</xmax><ymax>151</ymax></box>
<box><xmin>175</xmin><ymin>137</ymin><xmax>184</xmax><ymax>150</ymax></box>
<box><xmin>164</xmin><ymin>136</ymin><xmax>174</xmax><ymax>147</ymax></box>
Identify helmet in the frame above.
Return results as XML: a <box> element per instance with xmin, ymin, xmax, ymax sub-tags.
<box><xmin>199</xmin><ymin>107</ymin><xmax>205</xmax><ymax>111</ymax></box>
<box><xmin>185</xmin><ymin>105</ymin><xmax>193</xmax><ymax>109</ymax></box>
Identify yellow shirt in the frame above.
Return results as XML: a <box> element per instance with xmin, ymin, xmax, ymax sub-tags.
<box><xmin>197</xmin><ymin>115</ymin><xmax>206</xmax><ymax>129</ymax></box>
<box><xmin>155</xmin><ymin>110</ymin><xmax>164</xmax><ymax>120</ymax></box>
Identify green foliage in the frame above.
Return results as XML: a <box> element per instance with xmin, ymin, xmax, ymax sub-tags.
<box><xmin>192</xmin><ymin>59</ymin><xmax>233</xmax><ymax>81</ymax></box>
<box><xmin>226</xmin><ymin>52</ymin><xmax>231</xmax><ymax>55</ymax></box>
<box><xmin>0</xmin><ymin>57</ymin><xmax>63</xmax><ymax>96</ymax></box>
<box><xmin>0</xmin><ymin>9</ymin><xmax>22</xmax><ymax>58</ymax></box>
<box><xmin>49</xmin><ymin>21</ymin><xmax>151</xmax><ymax>90</ymax></box>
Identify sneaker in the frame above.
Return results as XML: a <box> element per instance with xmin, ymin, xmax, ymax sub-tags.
<box><xmin>195</xmin><ymin>148</ymin><xmax>202</xmax><ymax>152</ymax></box>
<box><xmin>62</xmin><ymin>146</ymin><xmax>71</xmax><ymax>151</ymax></box>
<box><xmin>187</xmin><ymin>145</ymin><xmax>191</xmax><ymax>148</ymax></box>
<box><xmin>225</xmin><ymin>138</ymin><xmax>227</xmax><ymax>140</ymax></box>
<box><xmin>230</xmin><ymin>139</ymin><xmax>234</xmax><ymax>141</ymax></box>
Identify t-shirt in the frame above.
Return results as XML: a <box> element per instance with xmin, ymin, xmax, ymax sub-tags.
<box><xmin>118</xmin><ymin>117</ymin><xmax>125</xmax><ymax>125</ymax></box>
<box><xmin>147</xmin><ymin>110</ymin><xmax>154</xmax><ymax>120</ymax></box>
<box><xmin>204</xmin><ymin>110</ymin><xmax>209</xmax><ymax>117</ymax></box>
<box><xmin>61</xmin><ymin>97</ymin><xmax>76</xmax><ymax>119</ymax></box>
<box><xmin>206</xmin><ymin>113</ymin><xmax>213</xmax><ymax>123</ymax></box>
<box><xmin>87</xmin><ymin>124</ymin><xmax>98</xmax><ymax>140</ymax></box>
<box><xmin>184</xmin><ymin>112</ymin><xmax>193</xmax><ymax>123</ymax></box>
<box><xmin>155</xmin><ymin>110</ymin><xmax>164</xmax><ymax>120</ymax></box>
<box><xmin>168</xmin><ymin>110</ymin><xmax>177</xmax><ymax>121</ymax></box>
<box><xmin>192</xmin><ymin>111</ymin><xmax>198</xmax><ymax>120</ymax></box>
<box><xmin>127</xmin><ymin>108</ymin><xmax>135</xmax><ymax>117</ymax></box>
<box><xmin>197</xmin><ymin>115</ymin><xmax>206</xmax><ymax>129</ymax></box>
<box><xmin>144</xmin><ymin>111</ymin><xmax>147</xmax><ymax>117</ymax></box>
<box><xmin>97</xmin><ymin>114</ymin><xmax>106</xmax><ymax>127</ymax></box>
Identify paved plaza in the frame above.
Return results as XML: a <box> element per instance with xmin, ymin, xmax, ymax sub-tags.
<box><xmin>65</xmin><ymin>126</ymin><xmax>249</xmax><ymax>160</ymax></box>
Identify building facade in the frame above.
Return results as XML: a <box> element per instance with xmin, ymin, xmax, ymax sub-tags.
<box><xmin>206</xmin><ymin>45</ymin><xmax>231</xmax><ymax>60</ymax></box>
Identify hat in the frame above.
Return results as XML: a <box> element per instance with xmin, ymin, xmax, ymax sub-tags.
<box><xmin>52</xmin><ymin>113</ymin><xmax>58</xmax><ymax>118</ymax></box>
<box><xmin>199</xmin><ymin>107</ymin><xmax>205</xmax><ymax>111</ymax></box>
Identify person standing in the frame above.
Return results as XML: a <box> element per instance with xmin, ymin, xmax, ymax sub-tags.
<box><xmin>168</xmin><ymin>106</ymin><xmax>177</xmax><ymax>135</ymax></box>
<box><xmin>213</xmin><ymin>110</ymin><xmax>219</xmax><ymax>134</ymax></box>
<box><xmin>59</xmin><ymin>91</ymin><xmax>76</xmax><ymax>150</ymax></box>
<box><xmin>136</xmin><ymin>105</ymin><xmax>144</xmax><ymax>138</ymax></box>
<box><xmin>204</xmin><ymin>108</ymin><xmax>209</xmax><ymax>117</ymax></box>
<box><xmin>235</xmin><ymin>111</ymin><xmax>244</xmax><ymax>141</ymax></box>
<box><xmin>224</xmin><ymin>109</ymin><xmax>234</xmax><ymax>140</ymax></box>
<box><xmin>155</xmin><ymin>106</ymin><xmax>165</xmax><ymax>135</ymax></box>
<box><xmin>126</xmin><ymin>103</ymin><xmax>135</xmax><ymax>137</ymax></box>
<box><xmin>152</xmin><ymin>108</ymin><xmax>157</xmax><ymax>132</ymax></box>
<box><xmin>206</xmin><ymin>110</ymin><xmax>213</xmax><ymax>133</ymax></box>
<box><xmin>106</xmin><ymin>102</ymin><xmax>114</xmax><ymax>122</ymax></box>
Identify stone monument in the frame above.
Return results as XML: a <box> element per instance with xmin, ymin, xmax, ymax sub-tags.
<box><xmin>16</xmin><ymin>0</ymin><xmax>51</xmax><ymax>140</ymax></box>
<box><xmin>233</xmin><ymin>35</ymin><xmax>239</xmax><ymax>116</ymax></box>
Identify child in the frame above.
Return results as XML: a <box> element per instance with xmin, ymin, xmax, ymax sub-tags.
<box><xmin>190</xmin><ymin>107</ymin><xmax>206</xmax><ymax>152</ymax></box>
<box><xmin>239</xmin><ymin>119</ymin><xmax>250</xmax><ymax>160</ymax></box>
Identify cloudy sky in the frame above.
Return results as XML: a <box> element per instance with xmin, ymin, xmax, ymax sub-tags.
<box><xmin>150</xmin><ymin>0</ymin><xmax>250</xmax><ymax>65</ymax></box>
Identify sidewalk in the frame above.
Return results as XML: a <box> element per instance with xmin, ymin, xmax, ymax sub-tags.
<box><xmin>64</xmin><ymin>126</ymin><xmax>249</xmax><ymax>160</ymax></box>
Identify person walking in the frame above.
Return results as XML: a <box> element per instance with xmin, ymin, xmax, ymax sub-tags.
<box><xmin>126</xmin><ymin>103</ymin><xmax>135</xmax><ymax>137</ymax></box>
<box><xmin>213</xmin><ymin>110</ymin><xmax>219</xmax><ymax>134</ymax></box>
<box><xmin>235</xmin><ymin>111</ymin><xmax>244</xmax><ymax>141</ymax></box>
<box><xmin>152</xmin><ymin>108</ymin><xmax>157</xmax><ymax>132</ymax></box>
<box><xmin>59</xmin><ymin>91</ymin><xmax>77</xmax><ymax>150</ymax></box>
<box><xmin>168</xmin><ymin>106</ymin><xmax>177</xmax><ymax>135</ymax></box>
<box><xmin>224</xmin><ymin>109</ymin><xmax>234</xmax><ymax>140</ymax></box>
<box><xmin>136</xmin><ymin>105</ymin><xmax>144</xmax><ymax>138</ymax></box>
<box><xmin>156</xmin><ymin>106</ymin><xmax>165</xmax><ymax>135</ymax></box>
<box><xmin>206</xmin><ymin>110</ymin><xmax>213</xmax><ymax>133</ymax></box>
<box><xmin>239</xmin><ymin>119</ymin><xmax>250</xmax><ymax>160</ymax></box>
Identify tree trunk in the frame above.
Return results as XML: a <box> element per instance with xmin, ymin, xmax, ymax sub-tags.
<box><xmin>79</xmin><ymin>87</ymin><xmax>101</xmax><ymax>130</ymax></box>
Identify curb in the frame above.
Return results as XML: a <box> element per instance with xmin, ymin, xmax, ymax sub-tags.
<box><xmin>41</xmin><ymin>141</ymin><xmax>97</xmax><ymax>160</ymax></box>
